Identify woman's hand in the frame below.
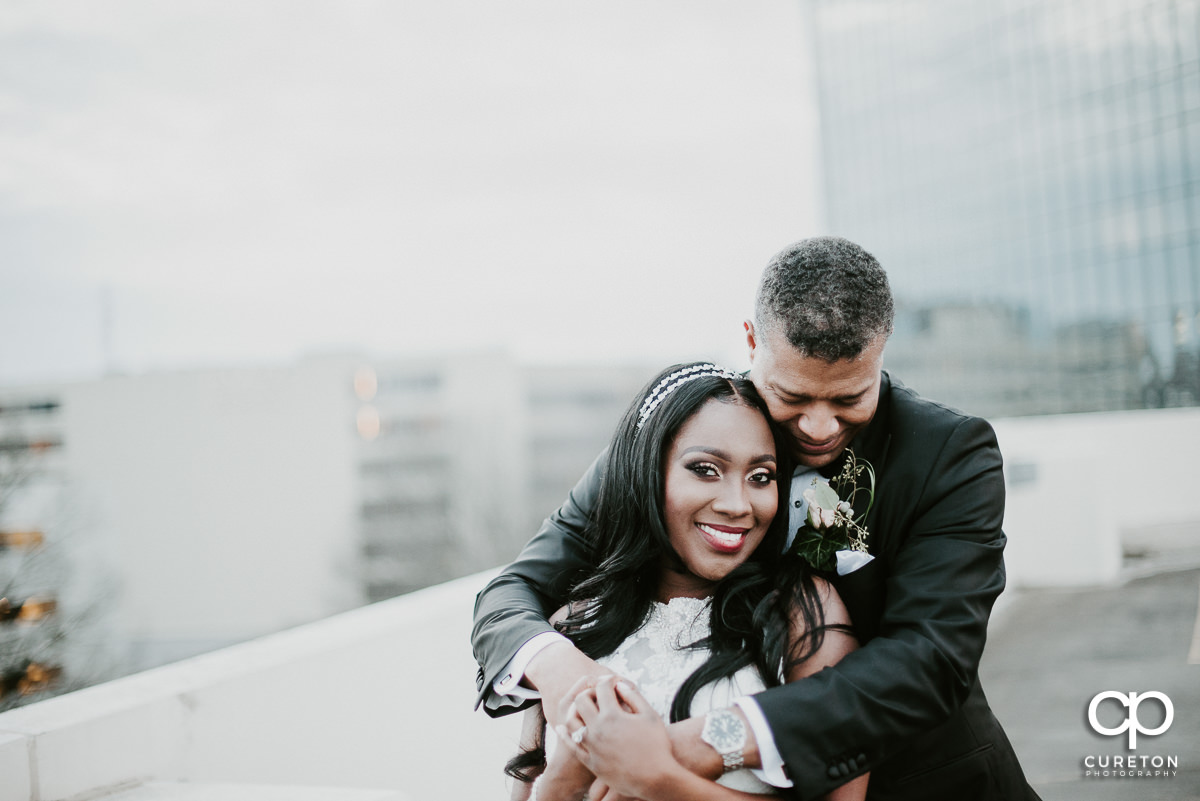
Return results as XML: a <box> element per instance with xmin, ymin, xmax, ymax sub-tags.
<box><xmin>557</xmin><ymin>675</ymin><xmax>685</xmax><ymax>800</ymax></box>
<box><xmin>536</xmin><ymin>737</ymin><xmax>595</xmax><ymax>801</ymax></box>
<box><xmin>506</xmin><ymin>677</ymin><xmax>598</xmax><ymax>801</ymax></box>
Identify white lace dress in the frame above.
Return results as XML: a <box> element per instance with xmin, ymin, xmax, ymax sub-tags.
<box><xmin>540</xmin><ymin>596</ymin><xmax>775</xmax><ymax>796</ymax></box>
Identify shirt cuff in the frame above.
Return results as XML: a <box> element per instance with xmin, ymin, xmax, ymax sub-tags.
<box><xmin>734</xmin><ymin>696</ymin><xmax>793</xmax><ymax>788</ymax></box>
<box><xmin>492</xmin><ymin>631</ymin><xmax>572</xmax><ymax>700</ymax></box>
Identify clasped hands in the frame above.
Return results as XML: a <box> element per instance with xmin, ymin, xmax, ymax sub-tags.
<box><xmin>525</xmin><ymin>642</ymin><xmax>734</xmax><ymax>800</ymax></box>
<box><xmin>553</xmin><ymin>674</ymin><xmax>681</xmax><ymax>801</ymax></box>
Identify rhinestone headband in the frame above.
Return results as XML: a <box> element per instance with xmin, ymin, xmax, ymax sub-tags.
<box><xmin>635</xmin><ymin>363</ymin><xmax>741</xmax><ymax>431</ymax></box>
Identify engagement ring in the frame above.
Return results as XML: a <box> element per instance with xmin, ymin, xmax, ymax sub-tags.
<box><xmin>571</xmin><ymin>725</ymin><xmax>587</xmax><ymax>745</ymax></box>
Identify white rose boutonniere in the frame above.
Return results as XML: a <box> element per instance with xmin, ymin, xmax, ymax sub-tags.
<box><xmin>790</xmin><ymin>449</ymin><xmax>875</xmax><ymax>575</ymax></box>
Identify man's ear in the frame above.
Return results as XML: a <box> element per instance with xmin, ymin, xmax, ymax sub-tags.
<box><xmin>744</xmin><ymin>320</ymin><xmax>758</xmax><ymax>363</ymax></box>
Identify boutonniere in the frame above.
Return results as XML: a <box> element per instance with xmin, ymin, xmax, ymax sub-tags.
<box><xmin>790</xmin><ymin>449</ymin><xmax>875</xmax><ymax>574</ymax></box>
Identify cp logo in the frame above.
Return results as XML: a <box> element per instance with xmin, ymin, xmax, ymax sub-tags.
<box><xmin>1088</xmin><ymin>691</ymin><xmax>1174</xmax><ymax>749</ymax></box>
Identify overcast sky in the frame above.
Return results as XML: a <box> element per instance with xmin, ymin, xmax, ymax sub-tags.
<box><xmin>0</xmin><ymin>0</ymin><xmax>822</xmax><ymax>385</ymax></box>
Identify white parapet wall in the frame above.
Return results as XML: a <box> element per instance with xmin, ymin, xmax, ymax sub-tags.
<box><xmin>994</xmin><ymin>406</ymin><xmax>1200</xmax><ymax>588</ymax></box>
<box><xmin>0</xmin><ymin>571</ymin><xmax>523</xmax><ymax>801</ymax></box>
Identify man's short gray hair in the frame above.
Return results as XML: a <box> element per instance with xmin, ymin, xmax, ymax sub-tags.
<box><xmin>754</xmin><ymin>236</ymin><xmax>894</xmax><ymax>361</ymax></box>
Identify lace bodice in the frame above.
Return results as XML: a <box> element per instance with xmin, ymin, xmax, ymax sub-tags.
<box><xmin>596</xmin><ymin>596</ymin><xmax>768</xmax><ymax>723</ymax></box>
<box><xmin>541</xmin><ymin>596</ymin><xmax>774</xmax><ymax>796</ymax></box>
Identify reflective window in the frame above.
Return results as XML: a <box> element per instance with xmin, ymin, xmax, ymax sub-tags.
<box><xmin>814</xmin><ymin>0</ymin><xmax>1200</xmax><ymax>415</ymax></box>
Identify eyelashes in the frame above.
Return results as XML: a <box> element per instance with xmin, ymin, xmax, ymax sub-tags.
<box><xmin>684</xmin><ymin>461</ymin><xmax>776</xmax><ymax>484</ymax></box>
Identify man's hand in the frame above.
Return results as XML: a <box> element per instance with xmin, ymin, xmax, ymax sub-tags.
<box><xmin>524</xmin><ymin>639</ymin><xmax>615</xmax><ymax>727</ymax></box>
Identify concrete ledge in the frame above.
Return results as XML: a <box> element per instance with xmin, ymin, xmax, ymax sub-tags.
<box><xmin>994</xmin><ymin>407</ymin><xmax>1200</xmax><ymax>588</ymax></box>
<box><xmin>100</xmin><ymin>782</ymin><xmax>402</xmax><ymax>801</ymax></box>
<box><xmin>0</xmin><ymin>732</ymin><xmax>32</xmax><ymax>801</ymax></box>
<box><xmin>0</xmin><ymin>571</ymin><xmax>523</xmax><ymax>801</ymax></box>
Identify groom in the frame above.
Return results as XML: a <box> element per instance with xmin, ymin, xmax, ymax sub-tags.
<box><xmin>472</xmin><ymin>237</ymin><xmax>1039</xmax><ymax>800</ymax></box>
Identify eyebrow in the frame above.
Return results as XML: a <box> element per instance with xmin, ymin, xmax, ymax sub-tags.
<box><xmin>772</xmin><ymin>384</ymin><xmax>867</xmax><ymax>402</ymax></box>
<box><xmin>680</xmin><ymin>446</ymin><xmax>777</xmax><ymax>465</ymax></box>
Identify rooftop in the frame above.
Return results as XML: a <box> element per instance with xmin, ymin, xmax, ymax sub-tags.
<box><xmin>2</xmin><ymin>407</ymin><xmax>1198</xmax><ymax>800</ymax></box>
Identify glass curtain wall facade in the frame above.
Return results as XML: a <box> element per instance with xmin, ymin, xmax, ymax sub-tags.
<box><xmin>813</xmin><ymin>0</ymin><xmax>1200</xmax><ymax>416</ymax></box>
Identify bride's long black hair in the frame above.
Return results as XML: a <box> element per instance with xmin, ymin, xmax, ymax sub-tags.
<box><xmin>506</xmin><ymin>363</ymin><xmax>838</xmax><ymax>782</ymax></box>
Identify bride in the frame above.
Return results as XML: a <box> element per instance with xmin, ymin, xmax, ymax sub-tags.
<box><xmin>505</xmin><ymin>363</ymin><xmax>868</xmax><ymax>801</ymax></box>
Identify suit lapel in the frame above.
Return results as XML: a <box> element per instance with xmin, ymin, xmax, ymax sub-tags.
<box><xmin>846</xmin><ymin>370</ymin><xmax>892</xmax><ymax>554</ymax></box>
<box><xmin>829</xmin><ymin>371</ymin><xmax>893</xmax><ymax>640</ymax></box>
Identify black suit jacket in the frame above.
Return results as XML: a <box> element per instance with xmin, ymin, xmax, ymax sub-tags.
<box><xmin>472</xmin><ymin>372</ymin><xmax>1039</xmax><ymax>801</ymax></box>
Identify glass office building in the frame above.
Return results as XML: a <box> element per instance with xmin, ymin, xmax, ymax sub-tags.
<box><xmin>813</xmin><ymin>0</ymin><xmax>1200</xmax><ymax>416</ymax></box>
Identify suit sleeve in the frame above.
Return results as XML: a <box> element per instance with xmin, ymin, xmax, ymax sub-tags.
<box><xmin>471</xmin><ymin>450</ymin><xmax>606</xmax><ymax>717</ymax></box>
<box><xmin>757</xmin><ymin>416</ymin><xmax>1007</xmax><ymax>799</ymax></box>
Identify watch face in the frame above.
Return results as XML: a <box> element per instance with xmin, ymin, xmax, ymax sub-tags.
<box><xmin>705</xmin><ymin>711</ymin><xmax>746</xmax><ymax>750</ymax></box>
<box><xmin>711</xmin><ymin>716</ymin><xmax>739</xmax><ymax>745</ymax></box>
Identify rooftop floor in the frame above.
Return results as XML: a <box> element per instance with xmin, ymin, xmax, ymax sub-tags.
<box><xmin>982</xmin><ymin>534</ymin><xmax>1200</xmax><ymax>800</ymax></box>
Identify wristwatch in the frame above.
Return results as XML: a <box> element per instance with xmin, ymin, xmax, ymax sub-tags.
<box><xmin>700</xmin><ymin>708</ymin><xmax>747</xmax><ymax>773</ymax></box>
